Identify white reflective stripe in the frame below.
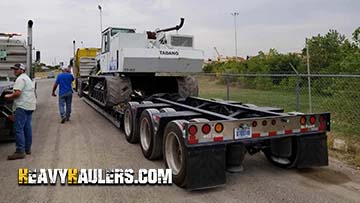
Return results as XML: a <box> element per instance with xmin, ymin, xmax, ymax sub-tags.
<box><xmin>260</xmin><ymin>132</ymin><xmax>268</xmax><ymax>137</ymax></box>
<box><xmin>277</xmin><ymin>130</ymin><xmax>285</xmax><ymax>135</ymax></box>
<box><xmin>310</xmin><ymin>127</ymin><xmax>319</xmax><ymax>131</ymax></box>
<box><xmin>293</xmin><ymin>129</ymin><xmax>301</xmax><ymax>133</ymax></box>
<box><xmin>199</xmin><ymin>133</ymin><xmax>225</xmax><ymax>143</ymax></box>
<box><xmin>197</xmin><ymin>137</ymin><xmax>208</xmax><ymax>143</ymax></box>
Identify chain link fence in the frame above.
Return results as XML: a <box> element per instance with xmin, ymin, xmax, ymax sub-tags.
<box><xmin>195</xmin><ymin>73</ymin><xmax>360</xmax><ymax>137</ymax></box>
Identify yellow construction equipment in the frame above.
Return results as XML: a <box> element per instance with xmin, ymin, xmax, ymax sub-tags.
<box><xmin>73</xmin><ymin>48</ymin><xmax>100</xmax><ymax>78</ymax></box>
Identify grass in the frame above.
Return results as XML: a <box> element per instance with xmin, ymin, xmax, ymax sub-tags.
<box><xmin>197</xmin><ymin>75</ymin><xmax>360</xmax><ymax>167</ymax></box>
<box><xmin>328</xmin><ymin>133</ymin><xmax>360</xmax><ymax>168</ymax></box>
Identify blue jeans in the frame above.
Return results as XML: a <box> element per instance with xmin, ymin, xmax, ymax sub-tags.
<box><xmin>59</xmin><ymin>92</ymin><xmax>73</xmax><ymax>119</ymax></box>
<box><xmin>14</xmin><ymin>108</ymin><xmax>33</xmax><ymax>153</ymax></box>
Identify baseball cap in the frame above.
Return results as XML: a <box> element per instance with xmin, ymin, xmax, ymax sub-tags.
<box><xmin>11</xmin><ymin>63</ymin><xmax>26</xmax><ymax>70</ymax></box>
<box><xmin>61</xmin><ymin>65</ymin><xmax>68</xmax><ymax>71</ymax></box>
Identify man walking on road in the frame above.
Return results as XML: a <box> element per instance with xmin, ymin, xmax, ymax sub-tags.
<box><xmin>52</xmin><ymin>65</ymin><xmax>74</xmax><ymax>123</ymax></box>
<box><xmin>4</xmin><ymin>63</ymin><xmax>36</xmax><ymax>160</ymax></box>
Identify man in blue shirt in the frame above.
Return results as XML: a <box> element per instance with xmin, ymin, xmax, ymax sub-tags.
<box><xmin>52</xmin><ymin>65</ymin><xmax>74</xmax><ymax>123</ymax></box>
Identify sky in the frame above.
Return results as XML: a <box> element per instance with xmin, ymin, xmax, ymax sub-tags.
<box><xmin>1</xmin><ymin>0</ymin><xmax>359</xmax><ymax>65</ymax></box>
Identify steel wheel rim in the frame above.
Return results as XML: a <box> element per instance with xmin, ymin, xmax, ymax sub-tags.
<box><xmin>124</xmin><ymin>109</ymin><xmax>132</xmax><ymax>137</ymax></box>
<box><xmin>165</xmin><ymin>132</ymin><xmax>183</xmax><ymax>175</ymax></box>
<box><xmin>270</xmin><ymin>156</ymin><xmax>291</xmax><ymax>165</ymax></box>
<box><xmin>140</xmin><ymin>118</ymin><xmax>151</xmax><ymax>151</ymax></box>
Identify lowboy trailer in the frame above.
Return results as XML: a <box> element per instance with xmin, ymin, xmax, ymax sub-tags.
<box><xmin>78</xmin><ymin>18</ymin><xmax>331</xmax><ymax>190</ymax></box>
<box><xmin>82</xmin><ymin>93</ymin><xmax>330</xmax><ymax>190</ymax></box>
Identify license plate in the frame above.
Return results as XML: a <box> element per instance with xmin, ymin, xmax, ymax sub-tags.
<box><xmin>234</xmin><ymin>126</ymin><xmax>252</xmax><ymax>139</ymax></box>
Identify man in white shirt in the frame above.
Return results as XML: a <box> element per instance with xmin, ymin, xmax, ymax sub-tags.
<box><xmin>4</xmin><ymin>63</ymin><xmax>36</xmax><ymax>160</ymax></box>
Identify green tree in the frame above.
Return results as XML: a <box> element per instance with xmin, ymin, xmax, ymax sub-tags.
<box><xmin>302</xmin><ymin>29</ymin><xmax>353</xmax><ymax>74</ymax></box>
<box><xmin>352</xmin><ymin>27</ymin><xmax>360</xmax><ymax>46</ymax></box>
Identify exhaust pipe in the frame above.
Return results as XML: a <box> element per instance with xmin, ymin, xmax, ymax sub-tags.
<box><xmin>73</xmin><ymin>40</ymin><xmax>76</xmax><ymax>56</ymax></box>
<box><xmin>72</xmin><ymin>40</ymin><xmax>76</xmax><ymax>75</ymax></box>
<box><xmin>156</xmin><ymin>18</ymin><xmax>184</xmax><ymax>33</ymax></box>
<box><xmin>27</xmin><ymin>20</ymin><xmax>33</xmax><ymax>79</ymax></box>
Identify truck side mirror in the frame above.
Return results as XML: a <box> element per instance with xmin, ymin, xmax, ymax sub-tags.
<box><xmin>35</xmin><ymin>51</ymin><xmax>40</xmax><ymax>62</ymax></box>
<box><xmin>69</xmin><ymin>58</ymin><xmax>74</xmax><ymax>67</ymax></box>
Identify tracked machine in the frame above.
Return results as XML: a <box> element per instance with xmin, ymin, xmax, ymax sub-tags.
<box><xmin>78</xmin><ymin>18</ymin><xmax>330</xmax><ymax>190</ymax></box>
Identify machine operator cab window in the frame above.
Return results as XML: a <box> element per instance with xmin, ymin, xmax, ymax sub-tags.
<box><xmin>101</xmin><ymin>28</ymin><xmax>136</xmax><ymax>53</ymax></box>
<box><xmin>101</xmin><ymin>30</ymin><xmax>110</xmax><ymax>53</ymax></box>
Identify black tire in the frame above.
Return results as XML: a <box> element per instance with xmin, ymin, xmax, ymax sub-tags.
<box><xmin>177</xmin><ymin>76</ymin><xmax>198</xmax><ymax>98</ymax></box>
<box><xmin>163</xmin><ymin>120</ymin><xmax>188</xmax><ymax>187</ymax></box>
<box><xmin>77</xmin><ymin>78</ymin><xmax>83</xmax><ymax>97</ymax></box>
<box><xmin>139</xmin><ymin>109</ymin><xmax>162</xmax><ymax>160</ymax></box>
<box><xmin>123</xmin><ymin>102</ymin><xmax>139</xmax><ymax>143</ymax></box>
<box><xmin>262</xmin><ymin>137</ymin><xmax>298</xmax><ymax>169</ymax></box>
<box><xmin>105</xmin><ymin>76</ymin><xmax>132</xmax><ymax>107</ymax></box>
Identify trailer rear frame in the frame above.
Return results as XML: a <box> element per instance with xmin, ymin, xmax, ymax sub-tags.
<box><xmin>82</xmin><ymin>92</ymin><xmax>330</xmax><ymax>190</ymax></box>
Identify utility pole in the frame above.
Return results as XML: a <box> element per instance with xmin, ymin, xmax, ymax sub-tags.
<box><xmin>98</xmin><ymin>4</ymin><xmax>103</xmax><ymax>45</ymax></box>
<box><xmin>73</xmin><ymin>40</ymin><xmax>76</xmax><ymax>57</ymax></box>
<box><xmin>27</xmin><ymin>20</ymin><xmax>33</xmax><ymax>78</ymax></box>
<box><xmin>230</xmin><ymin>12</ymin><xmax>239</xmax><ymax>58</ymax></box>
<box><xmin>289</xmin><ymin>63</ymin><xmax>300</xmax><ymax>112</ymax></box>
<box><xmin>306</xmin><ymin>39</ymin><xmax>312</xmax><ymax>112</ymax></box>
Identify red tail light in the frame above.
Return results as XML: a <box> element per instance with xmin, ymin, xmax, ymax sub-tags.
<box><xmin>188</xmin><ymin>125</ymin><xmax>197</xmax><ymax>136</ymax></box>
<box><xmin>202</xmin><ymin>124</ymin><xmax>211</xmax><ymax>134</ymax></box>
<box><xmin>309</xmin><ymin>116</ymin><xmax>316</xmax><ymax>124</ymax></box>
<box><xmin>319</xmin><ymin>115</ymin><xmax>326</xmax><ymax>131</ymax></box>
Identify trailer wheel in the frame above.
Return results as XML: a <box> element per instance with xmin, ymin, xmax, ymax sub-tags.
<box><xmin>139</xmin><ymin>109</ymin><xmax>162</xmax><ymax>160</ymax></box>
<box><xmin>262</xmin><ymin>137</ymin><xmax>298</xmax><ymax>168</ymax></box>
<box><xmin>163</xmin><ymin>120</ymin><xmax>188</xmax><ymax>187</ymax></box>
<box><xmin>123</xmin><ymin>102</ymin><xmax>139</xmax><ymax>143</ymax></box>
<box><xmin>177</xmin><ymin>76</ymin><xmax>198</xmax><ymax>98</ymax></box>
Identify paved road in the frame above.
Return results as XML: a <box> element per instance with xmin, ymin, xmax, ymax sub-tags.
<box><xmin>1</xmin><ymin>79</ymin><xmax>360</xmax><ymax>203</ymax></box>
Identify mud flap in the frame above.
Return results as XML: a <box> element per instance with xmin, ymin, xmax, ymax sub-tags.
<box><xmin>295</xmin><ymin>133</ymin><xmax>328</xmax><ymax>168</ymax></box>
<box><xmin>185</xmin><ymin>144</ymin><xmax>226</xmax><ymax>190</ymax></box>
<box><xmin>0</xmin><ymin>103</ymin><xmax>14</xmax><ymax>141</ymax></box>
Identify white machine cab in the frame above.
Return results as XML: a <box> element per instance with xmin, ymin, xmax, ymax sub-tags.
<box><xmin>98</xmin><ymin>20</ymin><xmax>204</xmax><ymax>74</ymax></box>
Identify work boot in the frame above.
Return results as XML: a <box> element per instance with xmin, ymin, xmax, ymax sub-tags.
<box><xmin>26</xmin><ymin>150</ymin><xmax>31</xmax><ymax>155</ymax></box>
<box><xmin>61</xmin><ymin>117</ymin><xmax>66</xmax><ymax>124</ymax></box>
<box><xmin>65</xmin><ymin>117</ymin><xmax>70</xmax><ymax>121</ymax></box>
<box><xmin>7</xmin><ymin>152</ymin><xmax>26</xmax><ymax>160</ymax></box>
